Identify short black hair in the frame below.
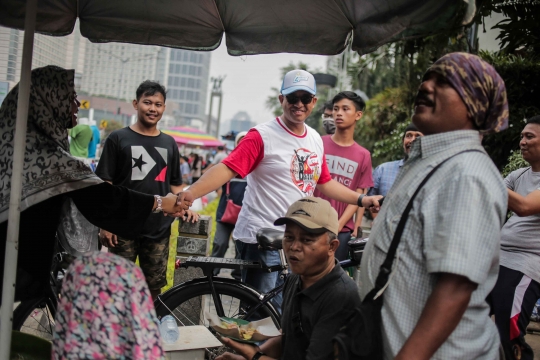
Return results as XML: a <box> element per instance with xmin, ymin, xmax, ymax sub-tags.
<box><xmin>402</xmin><ymin>123</ymin><xmax>419</xmax><ymax>141</ymax></box>
<box><xmin>332</xmin><ymin>91</ymin><xmax>365</xmax><ymax>111</ymax></box>
<box><xmin>136</xmin><ymin>80</ymin><xmax>167</xmax><ymax>102</ymax></box>
<box><xmin>321</xmin><ymin>101</ymin><xmax>333</xmax><ymax>112</ymax></box>
<box><xmin>217</xmin><ymin>146</ymin><xmax>224</xmax><ymax>151</ymax></box>
<box><xmin>526</xmin><ymin>115</ymin><xmax>540</xmax><ymax>126</ymax></box>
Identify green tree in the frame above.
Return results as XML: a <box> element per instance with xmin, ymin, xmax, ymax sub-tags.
<box><xmin>476</xmin><ymin>0</ymin><xmax>540</xmax><ymax>56</ymax></box>
<box><xmin>354</xmin><ymin>87</ymin><xmax>411</xmax><ymax>166</ymax></box>
<box><xmin>480</xmin><ymin>51</ymin><xmax>540</xmax><ymax>170</ymax></box>
<box><xmin>348</xmin><ymin>29</ymin><xmax>470</xmax><ymax>164</ymax></box>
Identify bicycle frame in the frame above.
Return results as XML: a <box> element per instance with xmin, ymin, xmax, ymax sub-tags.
<box><xmin>165</xmin><ymin>251</ymin><xmax>360</xmax><ymax>320</ymax></box>
<box><xmin>155</xmin><ymin>275</ymin><xmax>280</xmax><ymax>321</ymax></box>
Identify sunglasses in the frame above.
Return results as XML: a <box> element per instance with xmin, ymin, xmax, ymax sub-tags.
<box><xmin>285</xmin><ymin>94</ymin><xmax>314</xmax><ymax>105</ymax></box>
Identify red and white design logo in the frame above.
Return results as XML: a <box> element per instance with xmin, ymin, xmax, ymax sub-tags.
<box><xmin>290</xmin><ymin>148</ymin><xmax>321</xmax><ymax>194</ymax></box>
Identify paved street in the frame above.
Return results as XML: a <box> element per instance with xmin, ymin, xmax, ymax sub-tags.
<box><xmin>526</xmin><ymin>322</ymin><xmax>540</xmax><ymax>356</ymax></box>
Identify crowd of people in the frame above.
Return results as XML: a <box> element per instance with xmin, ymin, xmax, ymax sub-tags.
<box><xmin>0</xmin><ymin>49</ymin><xmax>539</xmax><ymax>360</ymax></box>
<box><xmin>183</xmin><ymin>52</ymin><xmax>539</xmax><ymax>360</ymax></box>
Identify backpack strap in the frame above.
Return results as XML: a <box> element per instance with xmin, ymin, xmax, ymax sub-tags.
<box><xmin>373</xmin><ymin>149</ymin><xmax>483</xmax><ymax>293</ymax></box>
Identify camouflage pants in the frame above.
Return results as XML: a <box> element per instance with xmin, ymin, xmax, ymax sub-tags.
<box><xmin>110</xmin><ymin>235</ymin><xmax>169</xmax><ymax>290</ymax></box>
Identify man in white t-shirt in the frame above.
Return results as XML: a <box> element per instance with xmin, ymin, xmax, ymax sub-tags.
<box><xmin>179</xmin><ymin>70</ymin><xmax>382</xmax><ymax>309</ymax></box>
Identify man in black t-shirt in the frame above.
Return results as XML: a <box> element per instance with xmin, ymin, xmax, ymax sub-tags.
<box><xmin>96</xmin><ymin>81</ymin><xmax>182</xmax><ymax>299</ymax></box>
<box><xmin>216</xmin><ymin>197</ymin><xmax>361</xmax><ymax>360</ymax></box>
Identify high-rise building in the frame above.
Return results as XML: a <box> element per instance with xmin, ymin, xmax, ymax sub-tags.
<box><xmin>0</xmin><ymin>23</ymin><xmax>211</xmax><ymax>132</ymax></box>
<box><xmin>81</xmin><ymin>45</ymin><xmax>211</xmax><ymax>128</ymax></box>
<box><xmin>0</xmin><ymin>24</ymin><xmax>84</xmax><ymax>87</ymax></box>
<box><xmin>81</xmin><ymin>42</ymin><xmax>160</xmax><ymax>102</ymax></box>
<box><xmin>160</xmin><ymin>48</ymin><xmax>211</xmax><ymax>125</ymax></box>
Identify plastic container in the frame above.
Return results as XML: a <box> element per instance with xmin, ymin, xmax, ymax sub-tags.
<box><xmin>160</xmin><ymin>315</ymin><xmax>180</xmax><ymax>344</ymax></box>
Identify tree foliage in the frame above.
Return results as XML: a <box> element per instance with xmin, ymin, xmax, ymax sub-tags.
<box><xmin>477</xmin><ymin>0</ymin><xmax>540</xmax><ymax>56</ymax></box>
<box><xmin>349</xmin><ymin>30</ymin><xmax>470</xmax><ymax>165</ymax></box>
<box><xmin>354</xmin><ymin>87</ymin><xmax>411</xmax><ymax>166</ymax></box>
<box><xmin>502</xmin><ymin>149</ymin><xmax>529</xmax><ymax>177</ymax></box>
<box><xmin>349</xmin><ymin>4</ymin><xmax>540</xmax><ymax>171</ymax></box>
<box><xmin>480</xmin><ymin>51</ymin><xmax>540</xmax><ymax>169</ymax></box>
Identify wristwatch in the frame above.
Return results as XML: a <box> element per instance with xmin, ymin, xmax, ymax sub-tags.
<box><xmin>153</xmin><ymin>195</ymin><xmax>163</xmax><ymax>213</ymax></box>
<box><xmin>252</xmin><ymin>351</ymin><xmax>265</xmax><ymax>360</ymax></box>
<box><xmin>357</xmin><ymin>194</ymin><xmax>366</xmax><ymax>208</ymax></box>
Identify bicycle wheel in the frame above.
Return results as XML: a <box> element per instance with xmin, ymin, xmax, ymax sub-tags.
<box><xmin>13</xmin><ymin>296</ymin><xmax>57</xmax><ymax>341</ymax></box>
<box><xmin>155</xmin><ymin>279</ymin><xmax>280</xmax><ymax>359</ymax></box>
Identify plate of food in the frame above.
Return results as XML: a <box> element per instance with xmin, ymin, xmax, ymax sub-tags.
<box><xmin>205</xmin><ymin>312</ymin><xmax>281</xmax><ymax>343</ymax></box>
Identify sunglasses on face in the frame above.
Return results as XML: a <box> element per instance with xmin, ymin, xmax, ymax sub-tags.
<box><xmin>285</xmin><ymin>94</ymin><xmax>314</xmax><ymax>105</ymax></box>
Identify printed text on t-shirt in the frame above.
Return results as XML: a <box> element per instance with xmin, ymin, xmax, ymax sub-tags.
<box><xmin>325</xmin><ymin>154</ymin><xmax>358</xmax><ymax>187</ymax></box>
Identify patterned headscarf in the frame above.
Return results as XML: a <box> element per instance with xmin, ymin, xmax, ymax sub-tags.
<box><xmin>52</xmin><ymin>252</ymin><xmax>165</xmax><ymax>360</ymax></box>
<box><xmin>0</xmin><ymin>66</ymin><xmax>101</xmax><ymax>223</ymax></box>
<box><xmin>426</xmin><ymin>52</ymin><xmax>509</xmax><ymax>134</ymax></box>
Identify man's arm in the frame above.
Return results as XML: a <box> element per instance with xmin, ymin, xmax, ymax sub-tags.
<box><xmin>353</xmin><ymin>188</ymin><xmax>368</xmax><ymax>235</ymax></box>
<box><xmin>337</xmin><ymin>188</ymin><xmax>363</xmax><ymax>234</ymax></box>
<box><xmin>507</xmin><ymin>188</ymin><xmax>540</xmax><ymax>217</ymax></box>
<box><xmin>99</xmin><ymin>180</ymin><xmax>118</xmax><ymax>248</ymax></box>
<box><xmin>181</xmin><ymin>163</ymin><xmax>237</xmax><ymax>202</ymax></box>
<box><xmin>216</xmin><ymin>336</ymin><xmax>281</xmax><ymax>360</ymax></box>
<box><xmin>316</xmin><ymin>179</ymin><xmax>382</xmax><ymax>209</ymax></box>
<box><xmin>181</xmin><ymin>129</ymin><xmax>263</xmax><ymax>206</ymax></box>
<box><xmin>394</xmin><ymin>273</ymin><xmax>477</xmax><ymax>360</ymax></box>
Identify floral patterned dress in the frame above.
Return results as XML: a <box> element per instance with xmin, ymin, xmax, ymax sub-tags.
<box><xmin>52</xmin><ymin>252</ymin><xmax>165</xmax><ymax>360</ymax></box>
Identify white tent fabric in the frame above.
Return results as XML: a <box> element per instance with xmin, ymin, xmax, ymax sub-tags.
<box><xmin>1</xmin><ymin>0</ymin><xmax>476</xmax><ymax>55</ymax></box>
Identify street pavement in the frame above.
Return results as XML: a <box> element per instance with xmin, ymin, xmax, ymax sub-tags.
<box><xmin>526</xmin><ymin>321</ymin><xmax>540</xmax><ymax>356</ymax></box>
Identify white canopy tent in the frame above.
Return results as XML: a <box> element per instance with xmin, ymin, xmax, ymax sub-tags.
<box><xmin>0</xmin><ymin>0</ymin><xmax>476</xmax><ymax>358</ymax></box>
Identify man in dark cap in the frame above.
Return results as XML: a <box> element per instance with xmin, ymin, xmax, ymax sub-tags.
<box><xmin>360</xmin><ymin>52</ymin><xmax>509</xmax><ymax>359</ymax></box>
<box><xmin>368</xmin><ymin>123</ymin><xmax>423</xmax><ymax>199</ymax></box>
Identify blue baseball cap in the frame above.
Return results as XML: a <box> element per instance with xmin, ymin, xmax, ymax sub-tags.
<box><xmin>280</xmin><ymin>69</ymin><xmax>316</xmax><ymax>95</ymax></box>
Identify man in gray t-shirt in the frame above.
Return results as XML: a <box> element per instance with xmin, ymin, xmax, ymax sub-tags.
<box><xmin>489</xmin><ymin>115</ymin><xmax>540</xmax><ymax>360</ymax></box>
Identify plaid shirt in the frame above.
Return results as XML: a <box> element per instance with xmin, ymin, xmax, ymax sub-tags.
<box><xmin>360</xmin><ymin>130</ymin><xmax>507</xmax><ymax>360</ymax></box>
<box><xmin>368</xmin><ymin>159</ymin><xmax>404</xmax><ymax>196</ymax></box>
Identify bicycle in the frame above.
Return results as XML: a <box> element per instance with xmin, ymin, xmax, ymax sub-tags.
<box><xmin>154</xmin><ymin>227</ymin><xmax>368</xmax><ymax>359</ymax></box>
<box><xmin>11</xmin><ymin>243</ymin><xmax>72</xmax><ymax>340</ymax></box>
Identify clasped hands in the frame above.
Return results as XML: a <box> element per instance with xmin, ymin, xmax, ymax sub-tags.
<box><xmin>162</xmin><ymin>192</ymin><xmax>193</xmax><ymax>217</ymax></box>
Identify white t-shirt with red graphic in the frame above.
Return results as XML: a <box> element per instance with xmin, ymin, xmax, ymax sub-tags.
<box><xmin>222</xmin><ymin>117</ymin><xmax>331</xmax><ymax>244</ymax></box>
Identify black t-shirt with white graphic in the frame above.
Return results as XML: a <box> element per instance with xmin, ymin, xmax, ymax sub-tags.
<box><xmin>96</xmin><ymin>127</ymin><xmax>181</xmax><ymax>240</ymax></box>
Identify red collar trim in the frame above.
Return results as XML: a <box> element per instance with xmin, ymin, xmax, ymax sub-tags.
<box><xmin>276</xmin><ymin>117</ymin><xmax>307</xmax><ymax>138</ymax></box>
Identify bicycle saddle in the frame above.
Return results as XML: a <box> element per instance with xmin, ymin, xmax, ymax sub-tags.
<box><xmin>256</xmin><ymin>228</ymin><xmax>284</xmax><ymax>250</ymax></box>
<box><xmin>348</xmin><ymin>237</ymin><xmax>368</xmax><ymax>250</ymax></box>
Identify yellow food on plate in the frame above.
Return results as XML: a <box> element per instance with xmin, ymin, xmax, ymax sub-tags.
<box><xmin>220</xmin><ymin>321</ymin><xmax>239</xmax><ymax>330</ymax></box>
<box><xmin>239</xmin><ymin>328</ymin><xmax>259</xmax><ymax>340</ymax></box>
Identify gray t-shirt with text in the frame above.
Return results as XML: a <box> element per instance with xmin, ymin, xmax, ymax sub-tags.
<box><xmin>500</xmin><ymin>167</ymin><xmax>540</xmax><ymax>283</ymax></box>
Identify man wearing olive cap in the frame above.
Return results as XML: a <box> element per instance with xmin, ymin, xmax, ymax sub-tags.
<box><xmin>360</xmin><ymin>52</ymin><xmax>509</xmax><ymax>359</ymax></box>
<box><xmin>217</xmin><ymin>197</ymin><xmax>361</xmax><ymax>360</ymax></box>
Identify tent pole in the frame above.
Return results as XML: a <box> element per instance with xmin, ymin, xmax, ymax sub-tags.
<box><xmin>0</xmin><ymin>0</ymin><xmax>37</xmax><ymax>357</ymax></box>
